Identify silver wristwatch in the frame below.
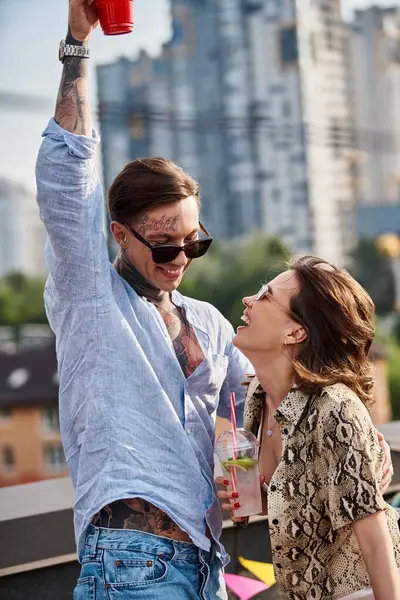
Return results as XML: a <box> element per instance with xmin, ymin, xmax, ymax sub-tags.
<box><xmin>59</xmin><ymin>39</ymin><xmax>90</xmax><ymax>63</ymax></box>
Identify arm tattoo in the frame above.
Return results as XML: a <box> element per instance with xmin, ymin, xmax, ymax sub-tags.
<box><xmin>55</xmin><ymin>29</ymin><xmax>91</xmax><ymax>136</ymax></box>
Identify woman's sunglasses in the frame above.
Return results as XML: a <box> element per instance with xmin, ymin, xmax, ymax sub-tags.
<box><xmin>255</xmin><ymin>284</ymin><xmax>271</xmax><ymax>301</ymax></box>
<box><xmin>124</xmin><ymin>222</ymin><xmax>213</xmax><ymax>264</ymax></box>
<box><xmin>255</xmin><ymin>283</ymin><xmax>308</xmax><ymax>330</ymax></box>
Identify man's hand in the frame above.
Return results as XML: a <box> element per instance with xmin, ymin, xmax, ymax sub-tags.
<box><xmin>378</xmin><ymin>432</ymin><xmax>394</xmax><ymax>494</ymax></box>
<box><xmin>69</xmin><ymin>0</ymin><xmax>99</xmax><ymax>42</ymax></box>
<box><xmin>55</xmin><ymin>0</ymin><xmax>98</xmax><ymax>134</ymax></box>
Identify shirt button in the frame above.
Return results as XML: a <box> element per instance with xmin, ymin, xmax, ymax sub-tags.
<box><xmin>270</xmin><ymin>485</ymin><xmax>277</xmax><ymax>492</ymax></box>
<box><xmin>272</xmin><ymin>519</ymin><xmax>279</xmax><ymax>525</ymax></box>
<box><xmin>186</xmin><ymin>428</ymin><xmax>191</xmax><ymax>434</ymax></box>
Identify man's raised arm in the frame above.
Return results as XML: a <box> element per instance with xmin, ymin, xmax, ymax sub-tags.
<box><xmin>56</xmin><ymin>0</ymin><xmax>98</xmax><ymax>135</ymax></box>
<box><xmin>36</xmin><ymin>0</ymin><xmax>110</xmax><ymax>305</ymax></box>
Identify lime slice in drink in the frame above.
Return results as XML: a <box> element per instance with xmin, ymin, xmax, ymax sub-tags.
<box><xmin>221</xmin><ymin>458</ymin><xmax>257</xmax><ymax>472</ymax></box>
<box><xmin>222</xmin><ymin>462</ymin><xmax>247</xmax><ymax>472</ymax></box>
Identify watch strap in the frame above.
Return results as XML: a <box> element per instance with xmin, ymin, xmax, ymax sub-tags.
<box><xmin>59</xmin><ymin>39</ymin><xmax>90</xmax><ymax>63</ymax></box>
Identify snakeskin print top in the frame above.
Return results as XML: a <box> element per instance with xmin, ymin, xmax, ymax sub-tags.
<box><xmin>244</xmin><ymin>378</ymin><xmax>400</xmax><ymax>599</ymax></box>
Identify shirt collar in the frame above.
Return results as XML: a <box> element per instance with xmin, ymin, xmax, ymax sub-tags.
<box><xmin>251</xmin><ymin>380</ymin><xmax>310</xmax><ymax>427</ymax></box>
<box><xmin>275</xmin><ymin>386</ymin><xmax>310</xmax><ymax>427</ymax></box>
<box><xmin>171</xmin><ymin>291</ymin><xmax>211</xmax><ymax>342</ymax></box>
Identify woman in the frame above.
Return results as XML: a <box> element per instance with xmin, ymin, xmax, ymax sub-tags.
<box><xmin>217</xmin><ymin>256</ymin><xmax>400</xmax><ymax>600</ymax></box>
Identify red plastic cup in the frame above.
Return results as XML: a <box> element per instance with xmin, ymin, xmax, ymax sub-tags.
<box><xmin>96</xmin><ymin>0</ymin><xmax>134</xmax><ymax>36</ymax></box>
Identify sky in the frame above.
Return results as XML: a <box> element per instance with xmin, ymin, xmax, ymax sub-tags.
<box><xmin>0</xmin><ymin>0</ymin><xmax>399</xmax><ymax>191</ymax></box>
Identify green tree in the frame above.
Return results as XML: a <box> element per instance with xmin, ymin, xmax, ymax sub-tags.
<box><xmin>393</xmin><ymin>314</ymin><xmax>400</xmax><ymax>345</ymax></box>
<box><xmin>0</xmin><ymin>272</ymin><xmax>47</xmax><ymax>327</ymax></box>
<box><xmin>348</xmin><ymin>239</ymin><xmax>395</xmax><ymax>316</ymax></box>
<box><xmin>388</xmin><ymin>341</ymin><xmax>400</xmax><ymax>419</ymax></box>
<box><xmin>0</xmin><ymin>235</ymin><xmax>289</xmax><ymax>334</ymax></box>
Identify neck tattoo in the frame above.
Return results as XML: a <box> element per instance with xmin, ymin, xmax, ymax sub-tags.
<box><xmin>115</xmin><ymin>249</ymin><xmax>165</xmax><ymax>305</ymax></box>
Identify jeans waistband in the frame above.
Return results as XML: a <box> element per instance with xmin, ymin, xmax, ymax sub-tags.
<box><xmin>83</xmin><ymin>524</ymin><xmax>214</xmax><ymax>564</ymax></box>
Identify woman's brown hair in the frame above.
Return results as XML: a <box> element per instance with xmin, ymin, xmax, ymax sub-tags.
<box><xmin>288</xmin><ymin>255</ymin><xmax>376</xmax><ymax>408</ymax></box>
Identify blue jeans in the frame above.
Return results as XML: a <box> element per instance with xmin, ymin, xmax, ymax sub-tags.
<box><xmin>73</xmin><ymin>525</ymin><xmax>228</xmax><ymax>600</ymax></box>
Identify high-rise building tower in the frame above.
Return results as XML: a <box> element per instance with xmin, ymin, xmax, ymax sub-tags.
<box><xmin>97</xmin><ymin>0</ymin><xmax>355</xmax><ymax>265</ymax></box>
<box><xmin>247</xmin><ymin>0</ymin><xmax>355</xmax><ymax>264</ymax></box>
<box><xmin>350</xmin><ymin>6</ymin><xmax>400</xmax><ymax>205</ymax></box>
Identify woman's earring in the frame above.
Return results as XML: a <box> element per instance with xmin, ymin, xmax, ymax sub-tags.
<box><xmin>123</xmin><ymin>236</ymin><xmax>127</xmax><ymax>245</ymax></box>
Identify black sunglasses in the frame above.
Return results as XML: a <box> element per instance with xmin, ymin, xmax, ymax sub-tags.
<box><xmin>124</xmin><ymin>222</ymin><xmax>213</xmax><ymax>264</ymax></box>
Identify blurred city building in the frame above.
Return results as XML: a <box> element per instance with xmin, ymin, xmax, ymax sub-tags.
<box><xmin>0</xmin><ymin>179</ymin><xmax>47</xmax><ymax>277</ymax></box>
<box><xmin>247</xmin><ymin>0</ymin><xmax>354</xmax><ymax>265</ymax></box>
<box><xmin>0</xmin><ymin>344</ymin><xmax>67</xmax><ymax>488</ymax></box>
<box><xmin>349</xmin><ymin>6</ymin><xmax>400</xmax><ymax>206</ymax></box>
<box><xmin>355</xmin><ymin>203</ymin><xmax>400</xmax><ymax>238</ymax></box>
<box><xmin>97</xmin><ymin>0</ymin><xmax>356</xmax><ymax>266</ymax></box>
<box><xmin>97</xmin><ymin>0</ymin><xmax>259</xmax><ymax>259</ymax></box>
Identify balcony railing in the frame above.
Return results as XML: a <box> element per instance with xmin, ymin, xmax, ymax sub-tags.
<box><xmin>2</xmin><ymin>432</ymin><xmax>400</xmax><ymax>599</ymax></box>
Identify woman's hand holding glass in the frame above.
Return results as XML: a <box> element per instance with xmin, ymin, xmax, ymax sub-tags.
<box><xmin>215</xmin><ymin>474</ymin><xmax>266</xmax><ymax>524</ymax></box>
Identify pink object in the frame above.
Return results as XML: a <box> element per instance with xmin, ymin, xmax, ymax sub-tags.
<box><xmin>230</xmin><ymin>392</ymin><xmax>238</xmax><ymax>492</ymax></box>
<box><xmin>96</xmin><ymin>0</ymin><xmax>134</xmax><ymax>36</ymax></box>
<box><xmin>224</xmin><ymin>573</ymin><xmax>269</xmax><ymax>600</ymax></box>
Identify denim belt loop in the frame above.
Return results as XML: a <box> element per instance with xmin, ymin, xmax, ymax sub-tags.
<box><xmin>88</xmin><ymin>525</ymin><xmax>100</xmax><ymax>560</ymax></box>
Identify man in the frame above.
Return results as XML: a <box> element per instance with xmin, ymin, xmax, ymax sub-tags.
<box><xmin>36</xmin><ymin>2</ymin><xmax>393</xmax><ymax>599</ymax></box>
<box><xmin>36</xmin><ymin>1</ymin><xmax>248</xmax><ymax>599</ymax></box>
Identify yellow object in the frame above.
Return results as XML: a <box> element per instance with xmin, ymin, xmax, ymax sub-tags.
<box><xmin>376</xmin><ymin>234</ymin><xmax>400</xmax><ymax>258</ymax></box>
<box><xmin>238</xmin><ymin>557</ymin><xmax>276</xmax><ymax>586</ymax></box>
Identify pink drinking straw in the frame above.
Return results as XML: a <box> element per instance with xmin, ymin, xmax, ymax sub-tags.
<box><xmin>230</xmin><ymin>392</ymin><xmax>238</xmax><ymax>493</ymax></box>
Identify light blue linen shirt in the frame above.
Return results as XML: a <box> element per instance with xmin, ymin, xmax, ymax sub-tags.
<box><xmin>35</xmin><ymin>118</ymin><xmax>251</xmax><ymax>564</ymax></box>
